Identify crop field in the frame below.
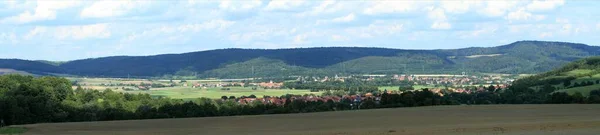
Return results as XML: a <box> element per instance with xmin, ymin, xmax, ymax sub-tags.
<box><xmin>129</xmin><ymin>87</ymin><xmax>320</xmax><ymax>99</ymax></box>
<box><xmin>16</xmin><ymin>104</ymin><xmax>600</xmax><ymax>135</ymax></box>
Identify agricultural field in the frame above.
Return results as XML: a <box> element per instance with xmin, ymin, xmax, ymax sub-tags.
<box><xmin>15</xmin><ymin>104</ymin><xmax>600</xmax><ymax>135</ymax></box>
<box><xmin>129</xmin><ymin>87</ymin><xmax>320</xmax><ymax>99</ymax></box>
<box><xmin>68</xmin><ymin>77</ymin><xmax>320</xmax><ymax>99</ymax></box>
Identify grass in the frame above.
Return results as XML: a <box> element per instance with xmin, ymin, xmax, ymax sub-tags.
<box><xmin>565</xmin><ymin>69</ymin><xmax>594</xmax><ymax>76</ymax></box>
<box><xmin>0</xmin><ymin>127</ymin><xmax>27</xmax><ymax>135</ymax></box>
<box><xmin>378</xmin><ymin>86</ymin><xmax>398</xmax><ymax>91</ymax></box>
<box><xmin>130</xmin><ymin>87</ymin><xmax>321</xmax><ymax>99</ymax></box>
<box><xmin>555</xmin><ymin>84</ymin><xmax>600</xmax><ymax>96</ymax></box>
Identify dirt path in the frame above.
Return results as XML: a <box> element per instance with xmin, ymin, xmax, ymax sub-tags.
<box><xmin>19</xmin><ymin>104</ymin><xmax>600</xmax><ymax>135</ymax></box>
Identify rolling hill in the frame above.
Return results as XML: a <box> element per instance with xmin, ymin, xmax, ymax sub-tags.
<box><xmin>1</xmin><ymin>41</ymin><xmax>599</xmax><ymax>78</ymax></box>
<box><xmin>512</xmin><ymin>56</ymin><xmax>600</xmax><ymax>96</ymax></box>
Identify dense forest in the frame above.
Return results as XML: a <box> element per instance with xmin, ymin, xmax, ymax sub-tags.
<box><xmin>1</xmin><ymin>74</ymin><xmax>600</xmax><ymax>126</ymax></box>
<box><xmin>1</xmin><ymin>41</ymin><xmax>599</xmax><ymax>78</ymax></box>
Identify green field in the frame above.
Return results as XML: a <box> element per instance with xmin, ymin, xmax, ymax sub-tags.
<box><xmin>556</xmin><ymin>84</ymin><xmax>600</xmax><ymax>96</ymax></box>
<box><xmin>130</xmin><ymin>87</ymin><xmax>321</xmax><ymax>99</ymax></box>
<box><xmin>565</xmin><ymin>69</ymin><xmax>594</xmax><ymax>76</ymax></box>
<box><xmin>378</xmin><ymin>86</ymin><xmax>398</xmax><ymax>91</ymax></box>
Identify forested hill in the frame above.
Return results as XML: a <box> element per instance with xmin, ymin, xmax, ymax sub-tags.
<box><xmin>1</xmin><ymin>41</ymin><xmax>599</xmax><ymax>78</ymax></box>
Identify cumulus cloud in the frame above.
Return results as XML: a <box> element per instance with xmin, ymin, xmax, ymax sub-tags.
<box><xmin>506</xmin><ymin>8</ymin><xmax>545</xmax><ymax>22</ymax></box>
<box><xmin>1</xmin><ymin>0</ymin><xmax>81</xmax><ymax>24</ymax></box>
<box><xmin>55</xmin><ymin>23</ymin><xmax>112</xmax><ymax>40</ymax></box>
<box><xmin>428</xmin><ymin>7</ymin><xmax>451</xmax><ymax>30</ymax></box>
<box><xmin>297</xmin><ymin>0</ymin><xmax>347</xmax><ymax>16</ymax></box>
<box><xmin>457</xmin><ymin>24</ymin><xmax>498</xmax><ymax>39</ymax></box>
<box><xmin>526</xmin><ymin>0</ymin><xmax>565</xmax><ymax>12</ymax></box>
<box><xmin>219</xmin><ymin>0</ymin><xmax>262</xmax><ymax>12</ymax></box>
<box><xmin>440</xmin><ymin>0</ymin><xmax>482</xmax><ymax>14</ymax></box>
<box><xmin>317</xmin><ymin>13</ymin><xmax>356</xmax><ymax>24</ymax></box>
<box><xmin>123</xmin><ymin>19</ymin><xmax>235</xmax><ymax>43</ymax></box>
<box><xmin>480</xmin><ymin>1</ymin><xmax>519</xmax><ymax>17</ymax></box>
<box><xmin>431</xmin><ymin>22</ymin><xmax>451</xmax><ymax>30</ymax></box>
<box><xmin>80</xmin><ymin>0</ymin><xmax>150</xmax><ymax>18</ymax></box>
<box><xmin>363</xmin><ymin>0</ymin><xmax>423</xmax><ymax>15</ymax></box>
<box><xmin>264</xmin><ymin>0</ymin><xmax>306</xmax><ymax>11</ymax></box>
<box><xmin>345</xmin><ymin>21</ymin><xmax>404</xmax><ymax>38</ymax></box>
<box><xmin>24</xmin><ymin>23</ymin><xmax>111</xmax><ymax>40</ymax></box>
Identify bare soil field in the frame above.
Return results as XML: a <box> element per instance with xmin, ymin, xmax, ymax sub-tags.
<box><xmin>18</xmin><ymin>104</ymin><xmax>600</xmax><ymax>135</ymax></box>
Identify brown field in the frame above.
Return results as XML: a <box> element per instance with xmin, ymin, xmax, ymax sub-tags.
<box><xmin>18</xmin><ymin>104</ymin><xmax>600</xmax><ymax>135</ymax></box>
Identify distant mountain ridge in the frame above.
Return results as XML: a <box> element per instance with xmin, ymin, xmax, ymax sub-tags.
<box><xmin>1</xmin><ymin>41</ymin><xmax>599</xmax><ymax>78</ymax></box>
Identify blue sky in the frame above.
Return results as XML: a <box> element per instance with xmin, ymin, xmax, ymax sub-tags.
<box><xmin>1</xmin><ymin>0</ymin><xmax>599</xmax><ymax>61</ymax></box>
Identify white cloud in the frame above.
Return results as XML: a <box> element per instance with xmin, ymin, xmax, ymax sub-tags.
<box><xmin>264</xmin><ymin>0</ymin><xmax>306</xmax><ymax>11</ymax></box>
<box><xmin>428</xmin><ymin>8</ymin><xmax>447</xmax><ymax>21</ymax></box>
<box><xmin>24</xmin><ymin>26</ymin><xmax>47</xmax><ymax>39</ymax></box>
<box><xmin>293</xmin><ymin>34</ymin><xmax>308</xmax><ymax>44</ymax></box>
<box><xmin>506</xmin><ymin>8</ymin><xmax>545</xmax><ymax>22</ymax></box>
<box><xmin>123</xmin><ymin>19</ymin><xmax>235</xmax><ymax>43</ymax></box>
<box><xmin>54</xmin><ymin>23</ymin><xmax>112</xmax><ymax>40</ymax></box>
<box><xmin>363</xmin><ymin>1</ymin><xmax>420</xmax><ymax>15</ymax></box>
<box><xmin>428</xmin><ymin>8</ymin><xmax>451</xmax><ymax>30</ymax></box>
<box><xmin>24</xmin><ymin>24</ymin><xmax>111</xmax><ymax>40</ymax></box>
<box><xmin>80</xmin><ymin>0</ymin><xmax>148</xmax><ymax>18</ymax></box>
<box><xmin>345</xmin><ymin>21</ymin><xmax>404</xmax><ymax>38</ymax></box>
<box><xmin>331</xmin><ymin>13</ymin><xmax>356</xmax><ymax>23</ymax></box>
<box><xmin>458</xmin><ymin>24</ymin><xmax>498</xmax><ymax>38</ymax></box>
<box><xmin>316</xmin><ymin>13</ymin><xmax>356</xmax><ymax>25</ymax></box>
<box><xmin>431</xmin><ymin>21</ymin><xmax>451</xmax><ymax>30</ymax></box>
<box><xmin>596</xmin><ymin>23</ymin><xmax>600</xmax><ymax>30</ymax></box>
<box><xmin>441</xmin><ymin>0</ymin><xmax>482</xmax><ymax>14</ymax></box>
<box><xmin>177</xmin><ymin>19</ymin><xmax>235</xmax><ymax>32</ymax></box>
<box><xmin>480</xmin><ymin>1</ymin><xmax>519</xmax><ymax>17</ymax></box>
<box><xmin>1</xmin><ymin>0</ymin><xmax>81</xmax><ymax>24</ymax></box>
<box><xmin>297</xmin><ymin>0</ymin><xmax>345</xmax><ymax>16</ymax></box>
<box><xmin>526</xmin><ymin>0</ymin><xmax>564</xmax><ymax>12</ymax></box>
<box><xmin>219</xmin><ymin>0</ymin><xmax>262</xmax><ymax>12</ymax></box>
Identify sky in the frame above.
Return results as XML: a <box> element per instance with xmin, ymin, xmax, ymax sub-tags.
<box><xmin>1</xmin><ymin>0</ymin><xmax>599</xmax><ymax>61</ymax></box>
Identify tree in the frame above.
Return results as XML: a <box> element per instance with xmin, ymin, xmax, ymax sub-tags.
<box><xmin>548</xmin><ymin>92</ymin><xmax>572</xmax><ymax>104</ymax></box>
<box><xmin>541</xmin><ymin>83</ymin><xmax>555</xmax><ymax>93</ymax></box>
<box><xmin>563</xmin><ymin>80</ymin><xmax>571</xmax><ymax>88</ymax></box>
<box><xmin>571</xmin><ymin>92</ymin><xmax>586</xmax><ymax>104</ymax></box>
<box><xmin>487</xmin><ymin>85</ymin><xmax>496</xmax><ymax>93</ymax></box>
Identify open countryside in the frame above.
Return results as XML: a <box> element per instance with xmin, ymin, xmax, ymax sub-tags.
<box><xmin>3</xmin><ymin>0</ymin><xmax>600</xmax><ymax>134</ymax></box>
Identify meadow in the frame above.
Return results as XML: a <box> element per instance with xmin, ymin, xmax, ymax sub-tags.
<box><xmin>15</xmin><ymin>104</ymin><xmax>600</xmax><ymax>135</ymax></box>
<box><xmin>68</xmin><ymin>77</ymin><xmax>320</xmax><ymax>99</ymax></box>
